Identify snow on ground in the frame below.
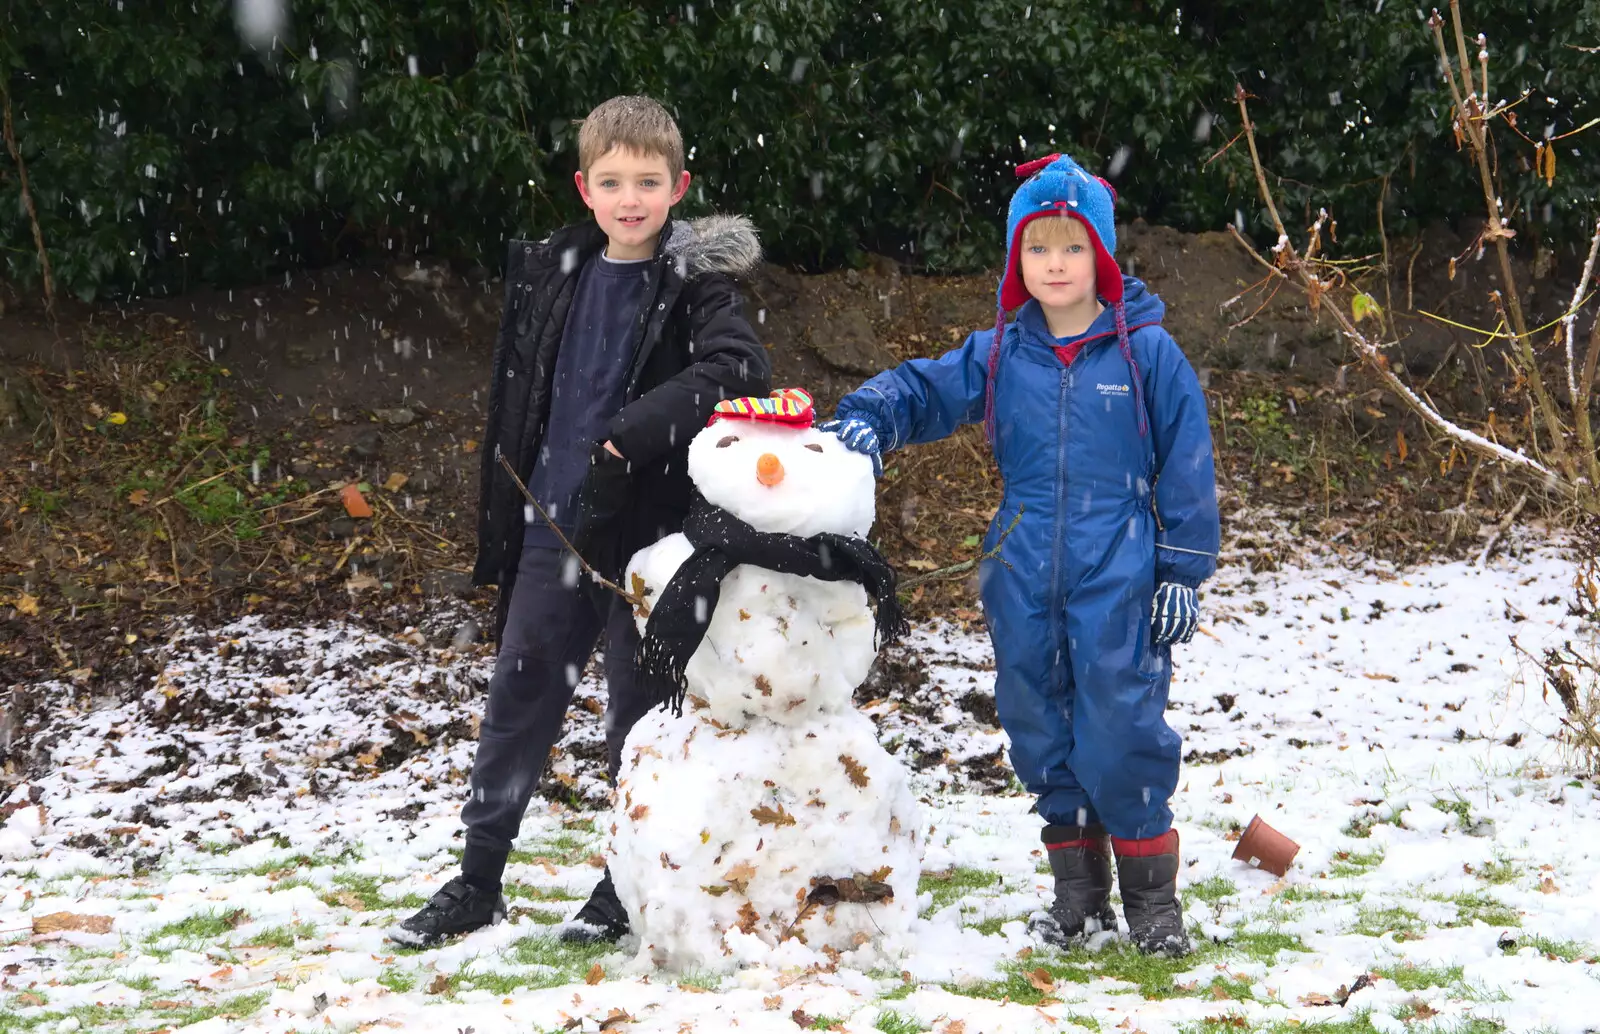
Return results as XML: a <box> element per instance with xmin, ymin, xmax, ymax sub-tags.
<box><xmin>2</xmin><ymin>528</ymin><xmax>1598</xmax><ymax>1033</ymax></box>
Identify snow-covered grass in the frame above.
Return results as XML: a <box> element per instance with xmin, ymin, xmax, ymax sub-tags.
<box><xmin>3</xmin><ymin>531</ymin><xmax>1598</xmax><ymax>1033</ymax></box>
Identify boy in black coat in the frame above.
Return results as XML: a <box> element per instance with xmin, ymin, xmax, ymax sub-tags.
<box><xmin>391</xmin><ymin>96</ymin><xmax>770</xmax><ymax>947</ymax></box>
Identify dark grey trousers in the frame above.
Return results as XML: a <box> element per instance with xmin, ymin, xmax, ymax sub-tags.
<box><xmin>460</xmin><ymin>545</ymin><xmax>649</xmax><ymax>883</ymax></box>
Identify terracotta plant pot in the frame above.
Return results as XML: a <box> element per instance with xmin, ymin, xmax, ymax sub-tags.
<box><xmin>1231</xmin><ymin>815</ymin><xmax>1300</xmax><ymax>877</ymax></box>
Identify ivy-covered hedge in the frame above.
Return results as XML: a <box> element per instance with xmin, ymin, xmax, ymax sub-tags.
<box><xmin>2</xmin><ymin>0</ymin><xmax>1598</xmax><ymax>301</ymax></box>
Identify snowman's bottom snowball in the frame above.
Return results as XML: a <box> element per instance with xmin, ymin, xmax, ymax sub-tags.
<box><xmin>608</xmin><ymin>705</ymin><xmax>923</xmax><ymax>973</ymax></box>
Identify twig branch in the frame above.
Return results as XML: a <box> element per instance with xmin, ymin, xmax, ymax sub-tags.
<box><xmin>1</xmin><ymin>86</ymin><xmax>56</xmax><ymax>321</ymax></box>
<box><xmin>898</xmin><ymin>507</ymin><xmax>1023</xmax><ymax>592</ymax></box>
<box><xmin>1430</xmin><ymin>4</ymin><xmax>1573</xmax><ymax>481</ymax></box>
<box><xmin>498</xmin><ymin>454</ymin><xmax>641</xmax><ymax>606</ymax></box>
<box><xmin>1566</xmin><ymin>224</ymin><xmax>1600</xmax><ymax>404</ymax></box>
<box><xmin>1229</xmin><ymin>72</ymin><xmax>1578</xmax><ymax>500</ymax></box>
<box><xmin>1476</xmin><ymin>491</ymin><xmax>1528</xmax><ymax>566</ymax></box>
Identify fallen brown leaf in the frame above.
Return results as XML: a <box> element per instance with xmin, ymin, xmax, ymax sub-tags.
<box><xmin>586</xmin><ymin>962</ymin><xmax>605</xmax><ymax>985</ymax></box>
<box><xmin>382</xmin><ymin>472</ymin><xmax>409</xmax><ymax>492</ymax></box>
<box><xmin>1025</xmin><ymin>967</ymin><xmax>1055</xmax><ymax>993</ymax></box>
<box><xmin>32</xmin><ymin>912</ymin><xmax>113</xmax><ymax>935</ymax></box>
<box><xmin>751</xmin><ymin>803</ymin><xmax>797</xmax><ymax>828</ymax></box>
<box><xmin>839</xmin><ymin>755</ymin><xmax>870</xmax><ymax>787</ymax></box>
<box><xmin>736</xmin><ymin>902</ymin><xmax>760</xmax><ymax>935</ymax></box>
<box><xmin>723</xmin><ymin>860</ymin><xmax>757</xmax><ymax>894</ymax></box>
<box><xmin>425</xmin><ymin>973</ymin><xmax>450</xmax><ymax>995</ymax></box>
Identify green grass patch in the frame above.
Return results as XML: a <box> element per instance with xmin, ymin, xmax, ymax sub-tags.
<box><xmin>1475</xmin><ymin>860</ymin><xmax>1518</xmax><ymax>885</ymax></box>
<box><xmin>1374</xmin><ymin>963</ymin><xmax>1465</xmax><ymax>991</ymax></box>
<box><xmin>1329</xmin><ymin>848</ymin><xmax>1385</xmax><ymax>878</ymax></box>
<box><xmin>968</xmin><ymin>912</ymin><xmax>1026</xmax><ymax>936</ymax></box>
<box><xmin>1188</xmin><ymin>1015</ymin><xmax>1381</xmax><ymax>1034</ymax></box>
<box><xmin>1229</xmin><ymin>928</ymin><xmax>1313</xmax><ymax>961</ymax></box>
<box><xmin>505</xmin><ymin>934</ymin><xmax>614</xmax><ymax>988</ymax></box>
<box><xmin>511</xmin><ymin>832</ymin><xmax>593</xmax><ymax>867</ymax></box>
<box><xmin>1443</xmin><ymin>891</ymin><xmax>1520</xmax><ymax>928</ymax></box>
<box><xmin>1279</xmin><ymin>885</ymin><xmax>1359</xmax><ymax>903</ymax></box>
<box><xmin>461</xmin><ymin>970</ymin><xmax>528</xmax><ymax>996</ymax></box>
<box><xmin>919</xmin><ymin>867</ymin><xmax>1002</xmax><ymax>915</ymax></box>
<box><xmin>505</xmin><ymin>882</ymin><xmax>582</xmax><ymax>903</ymax></box>
<box><xmin>807</xmin><ymin>1017</ymin><xmax>845</xmax><ymax>1031</ymax></box>
<box><xmin>875</xmin><ymin>1010</ymin><xmax>930</xmax><ymax>1034</ymax></box>
<box><xmin>1351</xmin><ymin>905</ymin><xmax>1425</xmax><ymax>940</ymax></box>
<box><xmin>149</xmin><ymin>909</ymin><xmax>244</xmax><ymax>943</ymax></box>
<box><xmin>1341</xmin><ymin>813</ymin><xmax>1377</xmax><ymax>839</ymax></box>
<box><xmin>1186</xmin><ymin>876</ymin><xmax>1238</xmax><ymax>904</ymax></box>
<box><xmin>1512</xmin><ymin>935</ymin><xmax>1597</xmax><ymax>962</ymax></box>
<box><xmin>1431</xmin><ymin>797</ymin><xmax>1473</xmax><ymax>825</ymax></box>
<box><xmin>377</xmin><ymin>968</ymin><xmax>417</xmax><ymax>994</ymax></box>
<box><xmin>238</xmin><ymin>845</ymin><xmax>361</xmax><ymax>877</ymax></box>
<box><xmin>242</xmin><ymin>924</ymin><xmax>302</xmax><ymax>949</ymax></box>
<box><xmin>160</xmin><ymin>991</ymin><xmax>270</xmax><ymax>1027</ymax></box>
<box><xmin>510</xmin><ymin>907</ymin><xmax>566</xmax><ymax>925</ymax></box>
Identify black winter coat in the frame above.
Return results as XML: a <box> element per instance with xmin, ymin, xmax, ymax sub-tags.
<box><xmin>473</xmin><ymin>215</ymin><xmax>772</xmax><ymax>613</ymax></box>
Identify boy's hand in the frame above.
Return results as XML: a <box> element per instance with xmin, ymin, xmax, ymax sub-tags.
<box><xmin>817</xmin><ymin>416</ymin><xmax>883</xmax><ymax>477</ymax></box>
<box><xmin>1151</xmin><ymin>583</ymin><xmax>1198</xmax><ymax>646</ymax></box>
<box><xmin>572</xmin><ymin>443</ymin><xmax>634</xmax><ymax>581</ymax></box>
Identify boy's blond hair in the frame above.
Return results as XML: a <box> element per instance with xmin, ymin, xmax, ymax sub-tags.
<box><xmin>577</xmin><ymin>95</ymin><xmax>685</xmax><ymax>179</ymax></box>
<box><xmin>1021</xmin><ymin>213</ymin><xmax>1094</xmax><ymax>248</ymax></box>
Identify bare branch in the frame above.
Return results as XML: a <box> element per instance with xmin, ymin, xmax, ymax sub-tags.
<box><xmin>1</xmin><ymin>87</ymin><xmax>56</xmax><ymax>322</ymax></box>
<box><xmin>497</xmin><ymin>454</ymin><xmax>643</xmax><ymax>606</ymax></box>
<box><xmin>1233</xmin><ymin>84</ymin><xmax>1289</xmax><ymax>243</ymax></box>
<box><xmin>1563</xmin><ymin>221</ymin><xmax>1600</xmax><ymax>403</ymax></box>
<box><xmin>898</xmin><ymin>507</ymin><xmax>1024</xmax><ymax>591</ymax></box>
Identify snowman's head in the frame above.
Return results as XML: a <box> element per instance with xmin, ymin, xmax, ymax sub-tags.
<box><xmin>688</xmin><ymin>389</ymin><xmax>876</xmax><ymax>539</ymax></box>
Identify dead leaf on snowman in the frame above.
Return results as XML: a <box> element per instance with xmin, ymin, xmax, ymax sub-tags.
<box><xmin>723</xmin><ymin>861</ymin><xmax>757</xmax><ymax>894</ymax></box>
<box><xmin>750</xmin><ymin>803</ymin><xmax>797</xmax><ymax>827</ymax></box>
<box><xmin>838</xmin><ymin>755</ymin><xmax>870</xmax><ymax>787</ymax></box>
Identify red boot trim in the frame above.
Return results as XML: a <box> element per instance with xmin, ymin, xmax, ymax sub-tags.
<box><xmin>1110</xmin><ymin>830</ymin><xmax>1179</xmax><ymax>858</ymax></box>
<box><xmin>1043</xmin><ymin>837</ymin><xmax>1107</xmax><ymax>853</ymax></box>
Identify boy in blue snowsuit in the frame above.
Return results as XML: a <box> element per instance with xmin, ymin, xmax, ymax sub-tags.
<box><xmin>822</xmin><ymin>154</ymin><xmax>1220</xmax><ymax>956</ymax></box>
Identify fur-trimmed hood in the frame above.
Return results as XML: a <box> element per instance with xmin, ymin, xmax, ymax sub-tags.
<box><xmin>662</xmin><ymin>215</ymin><xmax>762</xmax><ymax>278</ymax></box>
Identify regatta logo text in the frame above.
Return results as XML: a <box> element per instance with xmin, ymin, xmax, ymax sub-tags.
<box><xmin>1096</xmin><ymin>382</ymin><xmax>1131</xmax><ymax>397</ymax></box>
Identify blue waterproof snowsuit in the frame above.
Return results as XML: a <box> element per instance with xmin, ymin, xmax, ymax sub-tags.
<box><xmin>836</xmin><ymin>278</ymin><xmax>1220</xmax><ymax>839</ymax></box>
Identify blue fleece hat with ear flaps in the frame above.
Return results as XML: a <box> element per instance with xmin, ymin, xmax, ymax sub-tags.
<box><xmin>998</xmin><ymin>152</ymin><xmax>1122</xmax><ymax>309</ymax></box>
<box><xmin>985</xmin><ymin>152</ymin><xmax>1146</xmax><ymax>441</ymax></box>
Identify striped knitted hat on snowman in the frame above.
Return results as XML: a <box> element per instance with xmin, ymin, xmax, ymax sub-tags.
<box><xmin>985</xmin><ymin>152</ymin><xmax>1146</xmax><ymax>439</ymax></box>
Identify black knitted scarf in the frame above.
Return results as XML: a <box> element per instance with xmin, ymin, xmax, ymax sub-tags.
<box><xmin>636</xmin><ymin>494</ymin><xmax>909</xmax><ymax>716</ymax></box>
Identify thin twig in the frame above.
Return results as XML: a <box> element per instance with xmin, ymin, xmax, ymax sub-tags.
<box><xmin>1234</xmin><ymin>84</ymin><xmax>1288</xmax><ymax>241</ymax></box>
<box><xmin>1431</xmin><ymin>6</ymin><xmax>1572</xmax><ymax>480</ymax></box>
<box><xmin>1570</xmin><ymin>222</ymin><xmax>1600</xmax><ymax>403</ymax></box>
<box><xmin>498</xmin><ymin>454</ymin><xmax>641</xmax><ymax>606</ymax></box>
<box><xmin>898</xmin><ymin>508</ymin><xmax>1023</xmax><ymax>591</ymax></box>
<box><xmin>150</xmin><ymin>465</ymin><xmax>242</xmax><ymax>508</ymax></box>
<box><xmin>1477</xmin><ymin>491</ymin><xmax>1528</xmax><ymax>566</ymax></box>
<box><xmin>1</xmin><ymin>86</ymin><xmax>55</xmax><ymax>321</ymax></box>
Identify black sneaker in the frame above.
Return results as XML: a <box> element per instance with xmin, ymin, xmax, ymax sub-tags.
<box><xmin>387</xmin><ymin>876</ymin><xmax>507</xmax><ymax>948</ymax></box>
<box><xmin>559</xmin><ymin>869</ymin><xmax>630</xmax><ymax>944</ymax></box>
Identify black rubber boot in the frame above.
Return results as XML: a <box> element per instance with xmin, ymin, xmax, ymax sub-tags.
<box><xmin>1112</xmin><ymin>830</ymin><xmax>1192</xmax><ymax>957</ymax></box>
<box><xmin>387</xmin><ymin>876</ymin><xmax>507</xmax><ymax>947</ymax></box>
<box><xmin>560</xmin><ymin>868</ymin><xmax>631</xmax><ymax>944</ymax></box>
<box><xmin>1028</xmin><ymin>823</ymin><xmax>1118</xmax><ymax>948</ymax></box>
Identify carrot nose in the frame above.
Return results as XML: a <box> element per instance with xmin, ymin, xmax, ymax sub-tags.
<box><xmin>756</xmin><ymin>453</ymin><xmax>785</xmax><ymax>487</ymax></box>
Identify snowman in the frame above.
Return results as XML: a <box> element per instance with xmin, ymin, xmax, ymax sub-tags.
<box><xmin>605</xmin><ymin>388</ymin><xmax>923</xmax><ymax>973</ymax></box>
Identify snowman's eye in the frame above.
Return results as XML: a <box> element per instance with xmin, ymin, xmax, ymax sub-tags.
<box><xmin>805</xmin><ymin>443</ymin><xmax>824</xmax><ymax>453</ymax></box>
<box><xmin>716</xmin><ymin>435</ymin><xmax>740</xmax><ymax>448</ymax></box>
